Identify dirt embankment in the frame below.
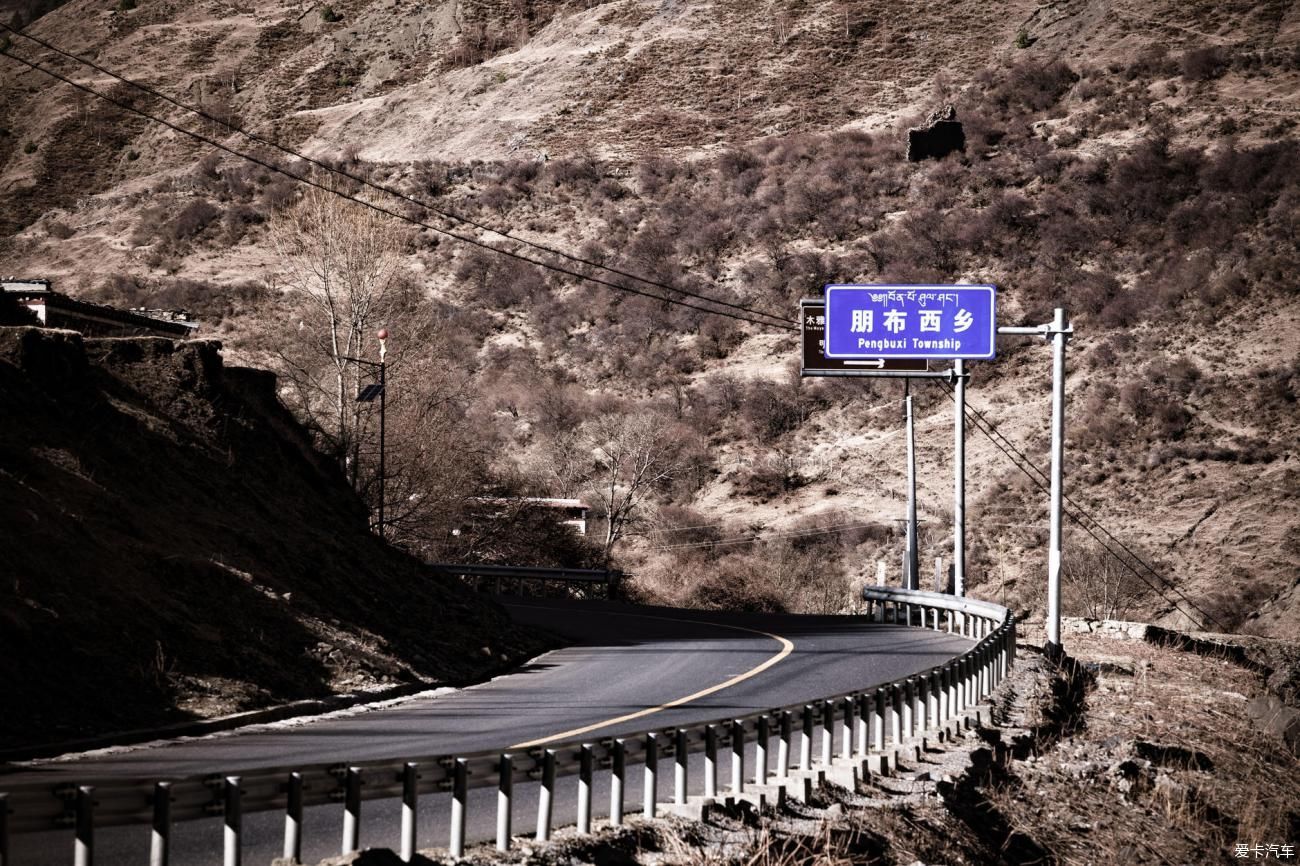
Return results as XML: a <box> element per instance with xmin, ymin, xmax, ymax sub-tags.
<box><xmin>0</xmin><ymin>326</ymin><xmax>551</xmax><ymax>752</ymax></box>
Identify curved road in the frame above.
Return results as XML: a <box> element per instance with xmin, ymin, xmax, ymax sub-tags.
<box><xmin>6</xmin><ymin>598</ymin><xmax>972</xmax><ymax>863</ymax></box>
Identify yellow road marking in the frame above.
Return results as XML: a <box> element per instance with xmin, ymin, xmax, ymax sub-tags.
<box><xmin>508</xmin><ymin>608</ymin><xmax>795</xmax><ymax>749</ymax></box>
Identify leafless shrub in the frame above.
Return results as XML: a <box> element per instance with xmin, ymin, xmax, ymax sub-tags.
<box><xmin>167</xmin><ymin>199</ymin><xmax>221</xmax><ymax>242</ymax></box>
<box><xmin>1181</xmin><ymin>46</ymin><xmax>1230</xmax><ymax>81</ymax></box>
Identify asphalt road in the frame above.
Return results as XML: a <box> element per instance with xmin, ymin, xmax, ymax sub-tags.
<box><xmin>5</xmin><ymin>597</ymin><xmax>973</xmax><ymax>864</ymax></box>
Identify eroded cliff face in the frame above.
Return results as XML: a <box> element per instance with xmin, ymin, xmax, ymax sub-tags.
<box><xmin>0</xmin><ymin>327</ymin><xmax>548</xmax><ymax>751</ymax></box>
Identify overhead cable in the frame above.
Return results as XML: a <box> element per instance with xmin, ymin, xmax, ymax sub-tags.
<box><xmin>0</xmin><ymin>38</ymin><xmax>791</xmax><ymax>331</ymax></box>
<box><xmin>0</xmin><ymin>23</ymin><xmax>794</xmax><ymax>330</ymax></box>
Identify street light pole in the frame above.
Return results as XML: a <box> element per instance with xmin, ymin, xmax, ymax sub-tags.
<box><xmin>377</xmin><ymin>328</ymin><xmax>388</xmax><ymax>541</ymax></box>
<box><xmin>342</xmin><ymin>328</ymin><xmax>389</xmax><ymax>540</ymax></box>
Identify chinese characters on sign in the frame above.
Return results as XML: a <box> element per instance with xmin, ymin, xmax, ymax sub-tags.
<box><xmin>799</xmin><ymin>300</ymin><xmax>928</xmax><ymax>375</ymax></box>
<box><xmin>823</xmin><ymin>285</ymin><xmax>997</xmax><ymax>360</ymax></box>
<box><xmin>1235</xmin><ymin>843</ymin><xmax>1296</xmax><ymax>859</ymax></box>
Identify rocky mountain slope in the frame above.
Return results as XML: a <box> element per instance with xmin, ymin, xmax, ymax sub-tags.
<box><xmin>0</xmin><ymin>0</ymin><xmax>1297</xmax><ymax>639</ymax></box>
<box><xmin>0</xmin><ymin>326</ymin><xmax>549</xmax><ymax>750</ymax></box>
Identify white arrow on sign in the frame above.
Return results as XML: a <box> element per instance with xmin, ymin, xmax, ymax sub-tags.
<box><xmin>845</xmin><ymin>359</ymin><xmax>887</xmax><ymax>367</ymax></box>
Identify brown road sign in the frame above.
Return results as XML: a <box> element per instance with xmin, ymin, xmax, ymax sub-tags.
<box><xmin>800</xmin><ymin>300</ymin><xmax>929</xmax><ymax>376</ymax></box>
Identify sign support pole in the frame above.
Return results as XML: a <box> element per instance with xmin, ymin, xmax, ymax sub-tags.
<box><xmin>904</xmin><ymin>379</ymin><xmax>918</xmax><ymax>590</ymax></box>
<box><xmin>953</xmin><ymin>359</ymin><xmax>966</xmax><ymax>597</ymax></box>
<box><xmin>1046</xmin><ymin>308</ymin><xmax>1070</xmax><ymax>650</ymax></box>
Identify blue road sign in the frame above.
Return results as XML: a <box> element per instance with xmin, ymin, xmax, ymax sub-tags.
<box><xmin>824</xmin><ymin>284</ymin><xmax>997</xmax><ymax>360</ymax></box>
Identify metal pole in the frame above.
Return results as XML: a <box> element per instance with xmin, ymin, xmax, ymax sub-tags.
<box><xmin>730</xmin><ymin>721</ymin><xmax>744</xmax><ymax>794</ymax></box>
<box><xmin>150</xmin><ymin>782</ymin><xmax>171</xmax><ymax>866</ymax></box>
<box><xmin>223</xmin><ymin>778</ymin><xmax>240</xmax><ymax>866</ymax></box>
<box><xmin>1047</xmin><ymin>307</ymin><xmax>1069</xmax><ymax>649</ymax></box>
<box><xmin>400</xmin><ymin>763</ymin><xmax>418</xmax><ymax>863</ymax></box>
<box><xmin>449</xmin><ymin>759</ymin><xmax>467</xmax><ymax>858</ymax></box>
<box><xmin>841</xmin><ymin>697</ymin><xmax>854</xmax><ymax>761</ymax></box>
<box><xmin>704</xmin><ymin>726</ymin><xmax>717</xmax><ymax>799</ymax></box>
<box><xmin>378</xmin><ymin>359</ymin><xmax>386</xmax><ymax>539</ymax></box>
<box><xmin>821</xmin><ymin>700</ymin><xmax>834</xmax><ymax>765</ymax></box>
<box><xmin>0</xmin><ymin>793</ymin><xmax>8</xmax><ymax>866</ymax></box>
<box><xmin>536</xmin><ymin>749</ymin><xmax>556</xmax><ymax>840</ymax></box>
<box><xmin>284</xmin><ymin>772</ymin><xmax>303</xmax><ymax>864</ymax></box>
<box><xmin>342</xmin><ymin>767</ymin><xmax>361</xmax><ymax>855</ymax></box>
<box><xmin>496</xmin><ymin>755</ymin><xmax>513</xmax><ymax>852</ymax></box>
<box><xmin>610</xmin><ymin>740</ymin><xmax>625</xmax><ymax>826</ymax></box>
<box><xmin>777</xmin><ymin>711</ymin><xmax>791</xmax><ymax>778</ymax></box>
<box><xmin>953</xmin><ymin>358</ymin><xmax>967</xmax><ymax>596</ymax></box>
<box><xmin>905</xmin><ymin>379</ymin><xmax>918</xmax><ymax>589</ymax></box>
<box><xmin>674</xmin><ymin>731</ymin><xmax>688</xmax><ymax>806</ymax></box>
<box><xmin>74</xmin><ymin>786</ymin><xmax>94</xmax><ymax>866</ymax></box>
<box><xmin>799</xmin><ymin>705</ymin><xmax>813</xmax><ymax>770</ymax></box>
<box><xmin>579</xmin><ymin>745</ymin><xmax>594</xmax><ymax>832</ymax></box>
<box><xmin>643</xmin><ymin>735</ymin><xmax>658</xmax><ymax>819</ymax></box>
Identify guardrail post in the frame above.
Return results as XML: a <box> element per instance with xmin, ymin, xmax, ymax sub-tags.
<box><xmin>643</xmin><ymin>735</ymin><xmax>658</xmax><ymax>819</ymax></box>
<box><xmin>496</xmin><ymin>754</ymin><xmax>512</xmax><ymax>851</ymax></box>
<box><xmin>799</xmin><ymin>706</ymin><xmax>813</xmax><ymax>771</ymax></box>
<box><xmin>778</xmin><ymin>711</ymin><xmax>792</xmax><ymax>778</ymax></box>
<box><xmin>449</xmin><ymin>758</ymin><xmax>467</xmax><ymax>859</ymax></box>
<box><xmin>223</xmin><ymin>777</ymin><xmax>241</xmax><ymax>866</ymax></box>
<box><xmin>730</xmin><ymin>721</ymin><xmax>745</xmax><ymax>794</ymax></box>
<box><xmin>702</xmin><ymin>726</ymin><xmax>719</xmax><ymax>798</ymax></box>
<box><xmin>914</xmin><ymin>677</ymin><xmax>927</xmax><ymax>737</ymax></box>
<box><xmin>74</xmin><ymin>785</ymin><xmax>94</xmax><ymax>866</ymax></box>
<box><xmin>610</xmin><ymin>739</ymin><xmax>626</xmax><ymax>826</ymax></box>
<box><xmin>674</xmin><ymin>731</ymin><xmax>688</xmax><ymax>806</ymax></box>
<box><xmin>966</xmin><ymin>655</ymin><xmax>978</xmax><ymax>707</ymax></box>
<box><xmin>284</xmin><ymin>772</ymin><xmax>303</xmax><ymax>864</ymax></box>
<box><xmin>939</xmin><ymin>668</ymin><xmax>950</xmax><ymax>723</ymax></box>
<box><xmin>0</xmin><ymin>792</ymin><xmax>8</xmax><ymax>866</ymax></box>
<box><xmin>872</xmin><ymin>690</ymin><xmax>885</xmax><ymax>751</ymax></box>
<box><xmin>150</xmin><ymin>782</ymin><xmax>171</xmax><ymax>866</ymax></box>
<box><xmin>342</xmin><ymin>767</ymin><xmax>362</xmax><ymax>855</ymax></box>
<box><xmin>946</xmin><ymin>610</ymin><xmax>953</xmax><ymax>633</ymax></box>
<box><xmin>400</xmin><ymin>763</ymin><xmax>418</xmax><ymax>862</ymax></box>
<box><xmin>855</xmin><ymin>695</ymin><xmax>869</xmax><ymax>758</ymax></box>
<box><xmin>840</xmin><ymin>697</ymin><xmax>854</xmax><ymax>761</ymax></box>
<box><xmin>901</xmin><ymin>681</ymin><xmax>914</xmax><ymax>740</ymax></box>
<box><xmin>537</xmin><ymin>748</ymin><xmax>556</xmax><ymax>840</ymax></box>
<box><xmin>821</xmin><ymin>700</ymin><xmax>834</xmax><ymax>766</ymax></box>
<box><xmin>890</xmin><ymin>685</ymin><xmax>903</xmax><ymax>746</ymax></box>
<box><xmin>755</xmin><ymin>716</ymin><xmax>769</xmax><ymax>786</ymax></box>
<box><xmin>579</xmin><ymin>745</ymin><xmax>594</xmax><ymax>833</ymax></box>
<box><xmin>928</xmin><ymin>671</ymin><xmax>940</xmax><ymax>729</ymax></box>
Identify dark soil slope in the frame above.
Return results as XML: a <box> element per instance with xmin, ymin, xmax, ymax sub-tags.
<box><xmin>0</xmin><ymin>327</ymin><xmax>548</xmax><ymax>751</ymax></box>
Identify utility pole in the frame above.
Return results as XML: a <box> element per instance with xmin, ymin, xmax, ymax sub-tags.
<box><xmin>953</xmin><ymin>358</ymin><xmax>966</xmax><ymax>596</ymax></box>
<box><xmin>344</xmin><ymin>327</ymin><xmax>390</xmax><ymax>541</ymax></box>
<box><xmin>904</xmin><ymin>378</ymin><xmax>918</xmax><ymax>590</ymax></box>
<box><xmin>996</xmin><ymin>309</ymin><xmax>1072</xmax><ymax>651</ymax></box>
<box><xmin>377</xmin><ymin>328</ymin><xmax>388</xmax><ymax>541</ymax></box>
<box><xmin>1046</xmin><ymin>308</ymin><xmax>1069</xmax><ymax>650</ymax></box>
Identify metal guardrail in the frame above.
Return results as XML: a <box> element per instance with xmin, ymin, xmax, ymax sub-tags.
<box><xmin>0</xmin><ymin>588</ymin><xmax>1015</xmax><ymax>864</ymax></box>
<box><xmin>428</xmin><ymin>563</ymin><xmax>624</xmax><ymax>599</ymax></box>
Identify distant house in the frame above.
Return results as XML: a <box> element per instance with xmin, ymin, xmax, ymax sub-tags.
<box><xmin>2</xmin><ymin>278</ymin><xmax>199</xmax><ymax>339</ymax></box>
<box><xmin>470</xmin><ymin>497</ymin><xmax>591</xmax><ymax>535</ymax></box>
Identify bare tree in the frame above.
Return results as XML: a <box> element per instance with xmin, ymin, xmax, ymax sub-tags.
<box><xmin>269</xmin><ymin>185</ymin><xmax>402</xmax><ymax>488</ymax></box>
<box><xmin>1062</xmin><ymin>540</ymin><xmax>1154</xmax><ymax>621</ymax></box>
<box><xmin>580</xmin><ymin>411</ymin><xmax>682</xmax><ymax>563</ymax></box>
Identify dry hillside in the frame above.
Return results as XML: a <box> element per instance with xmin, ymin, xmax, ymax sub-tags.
<box><xmin>0</xmin><ymin>326</ymin><xmax>551</xmax><ymax>751</ymax></box>
<box><xmin>0</xmin><ymin>0</ymin><xmax>1297</xmax><ymax>639</ymax></box>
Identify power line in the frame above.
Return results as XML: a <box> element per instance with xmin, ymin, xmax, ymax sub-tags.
<box><xmin>0</xmin><ymin>43</ymin><xmax>791</xmax><ymax>333</ymax></box>
<box><xmin>0</xmin><ymin>23</ymin><xmax>795</xmax><ymax>331</ymax></box>
<box><xmin>940</xmin><ymin>382</ymin><xmax>1230</xmax><ymax>632</ymax></box>
<box><xmin>652</xmin><ymin>519</ymin><xmax>885</xmax><ymax>552</ymax></box>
